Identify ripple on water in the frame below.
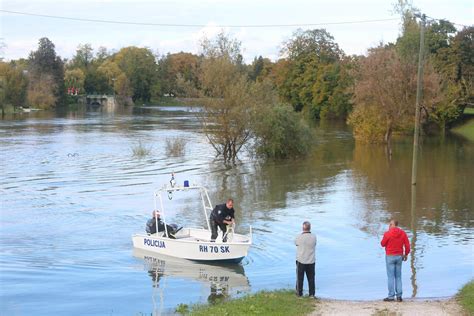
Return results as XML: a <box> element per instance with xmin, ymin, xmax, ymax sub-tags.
<box><xmin>1</xmin><ymin>111</ymin><xmax>473</xmax><ymax>315</ymax></box>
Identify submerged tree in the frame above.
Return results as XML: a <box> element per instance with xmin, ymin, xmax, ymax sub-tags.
<box><xmin>348</xmin><ymin>45</ymin><xmax>441</xmax><ymax>145</ymax></box>
<box><xmin>198</xmin><ymin>32</ymin><xmax>252</xmax><ymax>162</ymax></box>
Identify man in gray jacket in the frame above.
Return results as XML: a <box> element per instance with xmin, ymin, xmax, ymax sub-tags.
<box><xmin>295</xmin><ymin>221</ymin><xmax>317</xmax><ymax>298</ymax></box>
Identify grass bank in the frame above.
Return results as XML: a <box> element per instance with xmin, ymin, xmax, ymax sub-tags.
<box><xmin>450</xmin><ymin>107</ymin><xmax>474</xmax><ymax>142</ymax></box>
<box><xmin>464</xmin><ymin>108</ymin><xmax>474</xmax><ymax>115</ymax></box>
<box><xmin>175</xmin><ymin>289</ymin><xmax>316</xmax><ymax>316</ymax></box>
<box><xmin>458</xmin><ymin>280</ymin><xmax>474</xmax><ymax>315</ymax></box>
<box><xmin>451</xmin><ymin>118</ymin><xmax>474</xmax><ymax>142</ymax></box>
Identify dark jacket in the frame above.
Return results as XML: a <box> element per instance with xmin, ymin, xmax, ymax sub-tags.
<box><xmin>146</xmin><ymin>217</ymin><xmax>166</xmax><ymax>234</ymax></box>
<box><xmin>210</xmin><ymin>203</ymin><xmax>235</xmax><ymax>224</ymax></box>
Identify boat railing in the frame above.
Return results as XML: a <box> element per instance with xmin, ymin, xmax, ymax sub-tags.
<box><xmin>152</xmin><ymin>182</ymin><xmax>252</xmax><ymax>242</ymax></box>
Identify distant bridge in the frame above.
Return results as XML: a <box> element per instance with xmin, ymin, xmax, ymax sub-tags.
<box><xmin>86</xmin><ymin>95</ymin><xmax>115</xmax><ymax>108</ymax></box>
<box><xmin>80</xmin><ymin>95</ymin><xmax>117</xmax><ymax>111</ymax></box>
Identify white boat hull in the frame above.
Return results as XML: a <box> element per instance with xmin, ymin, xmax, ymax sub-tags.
<box><xmin>132</xmin><ymin>228</ymin><xmax>251</xmax><ymax>263</ymax></box>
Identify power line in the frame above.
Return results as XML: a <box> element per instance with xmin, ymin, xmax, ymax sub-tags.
<box><xmin>424</xmin><ymin>15</ymin><xmax>471</xmax><ymax>28</ymax></box>
<box><xmin>1</xmin><ymin>9</ymin><xmax>399</xmax><ymax>28</ymax></box>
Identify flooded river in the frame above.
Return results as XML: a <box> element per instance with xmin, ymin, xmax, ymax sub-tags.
<box><xmin>1</xmin><ymin>106</ymin><xmax>473</xmax><ymax>315</ymax></box>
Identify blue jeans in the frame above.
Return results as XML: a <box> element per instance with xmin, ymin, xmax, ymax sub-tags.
<box><xmin>385</xmin><ymin>255</ymin><xmax>403</xmax><ymax>298</ymax></box>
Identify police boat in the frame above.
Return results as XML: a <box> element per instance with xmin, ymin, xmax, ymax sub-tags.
<box><xmin>132</xmin><ymin>179</ymin><xmax>252</xmax><ymax>263</ymax></box>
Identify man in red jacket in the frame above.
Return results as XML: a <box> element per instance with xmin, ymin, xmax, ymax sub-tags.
<box><xmin>381</xmin><ymin>219</ymin><xmax>410</xmax><ymax>302</ymax></box>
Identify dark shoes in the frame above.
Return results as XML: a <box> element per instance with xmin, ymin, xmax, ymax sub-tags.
<box><xmin>383</xmin><ymin>297</ymin><xmax>395</xmax><ymax>302</ymax></box>
<box><xmin>397</xmin><ymin>297</ymin><xmax>403</xmax><ymax>302</ymax></box>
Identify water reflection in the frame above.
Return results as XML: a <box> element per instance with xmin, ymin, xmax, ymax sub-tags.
<box><xmin>1</xmin><ymin>108</ymin><xmax>473</xmax><ymax>315</ymax></box>
<box><xmin>352</xmin><ymin>142</ymin><xmax>474</xmax><ymax>238</ymax></box>
<box><xmin>133</xmin><ymin>249</ymin><xmax>250</xmax><ymax>313</ymax></box>
<box><xmin>410</xmin><ymin>184</ymin><xmax>418</xmax><ymax>298</ymax></box>
<box><xmin>203</xmin><ymin>124</ymin><xmax>355</xmax><ymax>224</ymax></box>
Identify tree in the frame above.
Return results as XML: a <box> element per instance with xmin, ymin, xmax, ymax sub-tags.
<box><xmin>95</xmin><ymin>46</ymin><xmax>110</xmax><ymax>63</ymax></box>
<box><xmin>253</xmin><ymin>104</ymin><xmax>312</xmax><ymax>158</ymax></box>
<box><xmin>198</xmin><ymin>32</ymin><xmax>253</xmax><ymax>162</ymax></box>
<box><xmin>156</xmin><ymin>52</ymin><xmax>200</xmax><ymax>97</ymax></box>
<box><xmin>114</xmin><ymin>47</ymin><xmax>157</xmax><ymax>102</ymax></box>
<box><xmin>83</xmin><ymin>69</ymin><xmax>110</xmax><ymax>94</ymax></box>
<box><xmin>71</xmin><ymin>44</ymin><xmax>94</xmax><ymax>70</ymax></box>
<box><xmin>348</xmin><ymin>45</ymin><xmax>441</xmax><ymax>144</ymax></box>
<box><xmin>281</xmin><ymin>29</ymin><xmax>343</xmax><ymax>62</ymax></box>
<box><xmin>115</xmin><ymin>73</ymin><xmax>132</xmax><ymax>99</ymax></box>
<box><xmin>200</xmin><ymin>32</ymin><xmax>242</xmax><ymax>62</ymax></box>
<box><xmin>277</xmin><ymin>29</ymin><xmax>352</xmax><ymax>119</ymax></box>
<box><xmin>65</xmin><ymin>68</ymin><xmax>85</xmax><ymax>91</ymax></box>
<box><xmin>249</xmin><ymin>56</ymin><xmax>264</xmax><ymax>81</ymax></box>
<box><xmin>393</xmin><ymin>2</ymin><xmax>471</xmax><ymax>132</ymax></box>
<box><xmin>428</xmin><ymin>26</ymin><xmax>474</xmax><ymax>131</ymax></box>
<box><xmin>168</xmin><ymin>52</ymin><xmax>200</xmax><ymax>96</ymax></box>
<box><xmin>27</xmin><ymin>74</ymin><xmax>57</xmax><ymax>109</ymax></box>
<box><xmin>97</xmin><ymin>60</ymin><xmax>125</xmax><ymax>95</ymax></box>
<box><xmin>28</xmin><ymin>38</ymin><xmax>65</xmax><ymax>108</ymax></box>
<box><xmin>0</xmin><ymin>62</ymin><xmax>28</xmax><ymax>113</ymax></box>
<box><xmin>250</xmin><ymin>80</ymin><xmax>312</xmax><ymax>158</ymax></box>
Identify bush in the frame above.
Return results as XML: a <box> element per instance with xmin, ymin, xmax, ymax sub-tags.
<box><xmin>458</xmin><ymin>280</ymin><xmax>474</xmax><ymax>314</ymax></box>
<box><xmin>165</xmin><ymin>137</ymin><xmax>187</xmax><ymax>157</ymax></box>
<box><xmin>131</xmin><ymin>140</ymin><xmax>152</xmax><ymax>157</ymax></box>
<box><xmin>347</xmin><ymin>105</ymin><xmax>386</xmax><ymax>143</ymax></box>
<box><xmin>253</xmin><ymin>104</ymin><xmax>312</xmax><ymax>158</ymax></box>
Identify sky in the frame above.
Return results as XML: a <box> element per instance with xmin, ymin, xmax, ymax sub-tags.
<box><xmin>1</xmin><ymin>0</ymin><xmax>473</xmax><ymax>62</ymax></box>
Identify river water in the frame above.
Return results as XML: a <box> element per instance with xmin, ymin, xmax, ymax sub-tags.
<box><xmin>1</xmin><ymin>106</ymin><xmax>473</xmax><ymax>315</ymax></box>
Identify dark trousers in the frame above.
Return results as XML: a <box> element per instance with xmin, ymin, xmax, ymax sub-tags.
<box><xmin>210</xmin><ymin>219</ymin><xmax>227</xmax><ymax>241</ymax></box>
<box><xmin>296</xmin><ymin>261</ymin><xmax>315</xmax><ymax>296</ymax></box>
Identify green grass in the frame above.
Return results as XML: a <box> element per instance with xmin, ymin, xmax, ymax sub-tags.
<box><xmin>464</xmin><ymin>107</ymin><xmax>474</xmax><ymax>115</ymax></box>
<box><xmin>451</xmin><ymin>118</ymin><xmax>474</xmax><ymax>142</ymax></box>
<box><xmin>176</xmin><ymin>289</ymin><xmax>316</xmax><ymax>316</ymax></box>
<box><xmin>458</xmin><ymin>280</ymin><xmax>474</xmax><ymax>315</ymax></box>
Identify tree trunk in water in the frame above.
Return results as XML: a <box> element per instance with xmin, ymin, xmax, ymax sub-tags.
<box><xmin>385</xmin><ymin>124</ymin><xmax>393</xmax><ymax>158</ymax></box>
<box><xmin>441</xmin><ymin>121</ymin><xmax>446</xmax><ymax>137</ymax></box>
<box><xmin>223</xmin><ymin>143</ymin><xmax>228</xmax><ymax>162</ymax></box>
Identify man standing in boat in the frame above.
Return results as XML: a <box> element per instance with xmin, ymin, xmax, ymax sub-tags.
<box><xmin>210</xmin><ymin>198</ymin><xmax>235</xmax><ymax>242</ymax></box>
<box><xmin>295</xmin><ymin>221</ymin><xmax>317</xmax><ymax>298</ymax></box>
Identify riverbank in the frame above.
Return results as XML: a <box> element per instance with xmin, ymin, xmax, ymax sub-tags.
<box><xmin>311</xmin><ymin>298</ymin><xmax>464</xmax><ymax>316</ymax></box>
<box><xmin>458</xmin><ymin>280</ymin><xmax>474</xmax><ymax>314</ymax></box>
<box><xmin>175</xmin><ymin>287</ymin><xmax>472</xmax><ymax>315</ymax></box>
<box><xmin>313</xmin><ymin>280</ymin><xmax>473</xmax><ymax>315</ymax></box>
<box><xmin>175</xmin><ymin>290</ymin><xmax>314</xmax><ymax>315</ymax></box>
<box><xmin>451</xmin><ymin>108</ymin><xmax>474</xmax><ymax>142</ymax></box>
<box><xmin>451</xmin><ymin>118</ymin><xmax>474</xmax><ymax>142</ymax></box>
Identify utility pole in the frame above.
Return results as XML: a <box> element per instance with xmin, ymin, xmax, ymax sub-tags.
<box><xmin>112</xmin><ymin>77</ymin><xmax>116</xmax><ymax>98</ymax></box>
<box><xmin>411</xmin><ymin>14</ymin><xmax>426</xmax><ymax>186</ymax></box>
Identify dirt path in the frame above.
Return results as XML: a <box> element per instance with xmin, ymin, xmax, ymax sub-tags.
<box><xmin>310</xmin><ymin>298</ymin><xmax>466</xmax><ymax>316</ymax></box>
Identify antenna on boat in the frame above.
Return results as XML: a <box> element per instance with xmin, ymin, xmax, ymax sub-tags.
<box><xmin>170</xmin><ymin>172</ymin><xmax>176</xmax><ymax>188</ymax></box>
<box><xmin>168</xmin><ymin>172</ymin><xmax>176</xmax><ymax>200</ymax></box>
